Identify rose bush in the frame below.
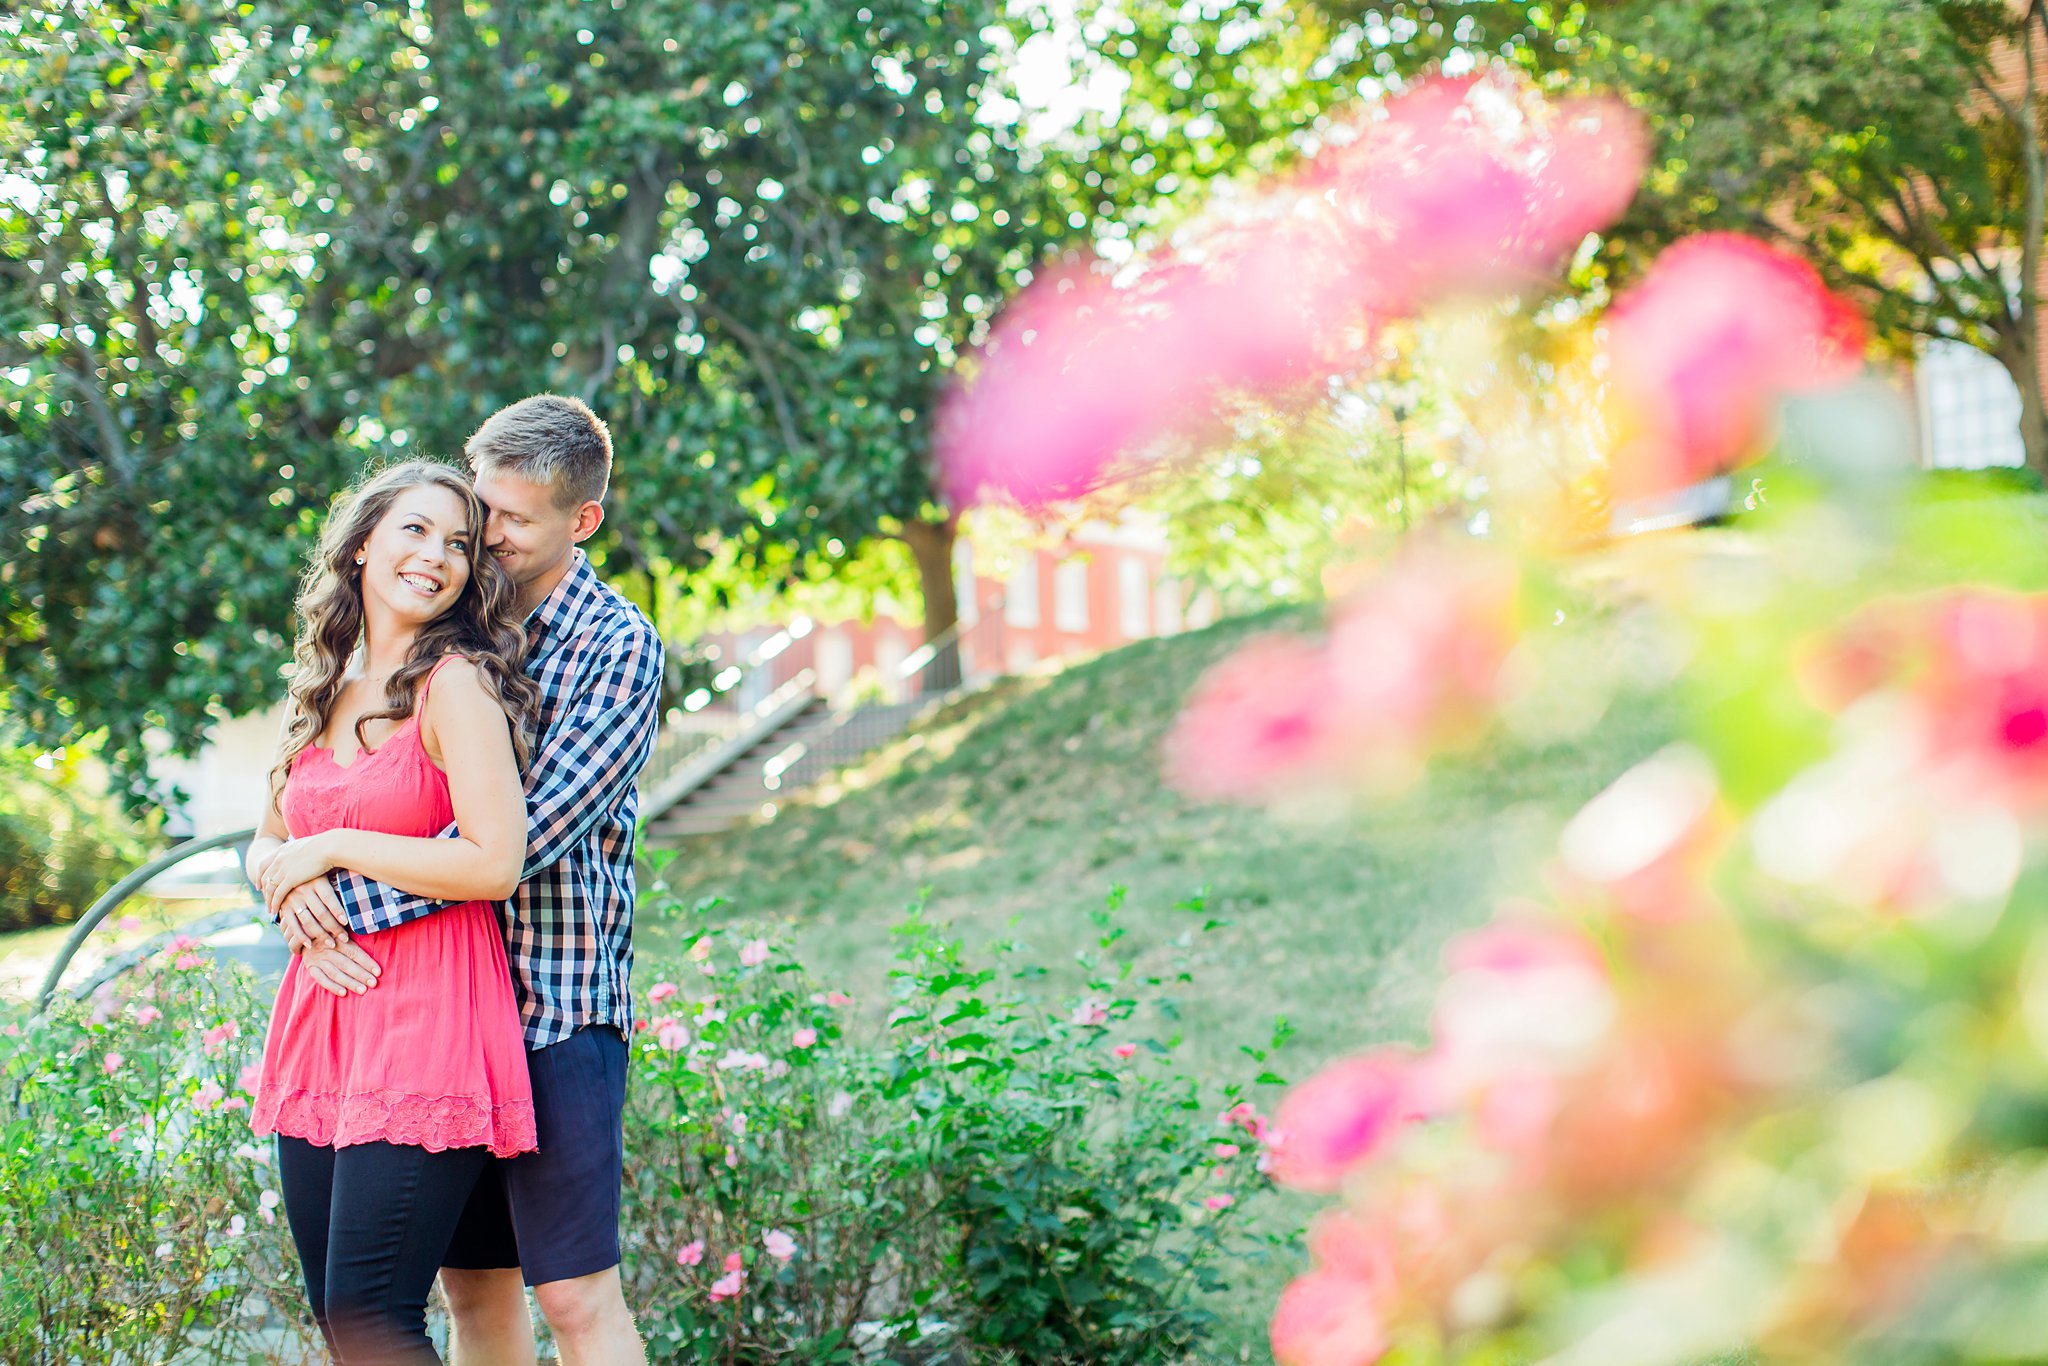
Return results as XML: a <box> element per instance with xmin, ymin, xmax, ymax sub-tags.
<box><xmin>3</xmin><ymin>886</ymin><xmax>1281</xmax><ymax>1364</ymax></box>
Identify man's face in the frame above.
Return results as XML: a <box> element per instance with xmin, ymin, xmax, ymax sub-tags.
<box><xmin>473</xmin><ymin>468</ymin><xmax>587</xmax><ymax>590</ymax></box>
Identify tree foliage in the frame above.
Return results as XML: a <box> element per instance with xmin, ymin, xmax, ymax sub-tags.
<box><xmin>1</xmin><ymin>1</ymin><xmax>1076</xmax><ymax>791</ymax></box>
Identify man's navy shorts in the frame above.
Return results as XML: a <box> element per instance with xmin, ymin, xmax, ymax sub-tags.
<box><xmin>441</xmin><ymin>1023</ymin><xmax>628</xmax><ymax>1287</ymax></box>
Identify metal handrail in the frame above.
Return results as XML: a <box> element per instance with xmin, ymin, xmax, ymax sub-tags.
<box><xmin>33</xmin><ymin>826</ymin><xmax>260</xmax><ymax>1014</ymax></box>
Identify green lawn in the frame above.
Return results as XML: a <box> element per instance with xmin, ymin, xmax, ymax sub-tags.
<box><xmin>638</xmin><ymin>599</ymin><xmax>1679</xmax><ymax>1361</ymax></box>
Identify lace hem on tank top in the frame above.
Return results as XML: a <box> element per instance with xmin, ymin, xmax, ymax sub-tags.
<box><xmin>253</xmin><ymin>1084</ymin><xmax>537</xmax><ymax>1159</ymax></box>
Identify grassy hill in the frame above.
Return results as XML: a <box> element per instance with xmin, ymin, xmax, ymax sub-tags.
<box><xmin>637</xmin><ymin>601</ymin><xmax>1677</xmax><ymax>1360</ymax></box>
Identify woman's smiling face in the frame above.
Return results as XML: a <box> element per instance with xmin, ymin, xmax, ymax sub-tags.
<box><xmin>356</xmin><ymin>483</ymin><xmax>474</xmax><ymax>629</ymax></box>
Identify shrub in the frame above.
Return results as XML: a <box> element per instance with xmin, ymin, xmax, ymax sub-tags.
<box><xmin>0</xmin><ymin>944</ymin><xmax>312</xmax><ymax>1365</ymax></box>
<box><xmin>621</xmin><ymin>883</ymin><xmax>1279</xmax><ymax>1364</ymax></box>
<box><xmin>4</xmin><ymin>886</ymin><xmax>1280</xmax><ymax>1364</ymax></box>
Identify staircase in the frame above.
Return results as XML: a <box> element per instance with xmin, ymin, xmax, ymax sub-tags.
<box><xmin>642</xmin><ymin>695</ymin><xmax>927</xmax><ymax>842</ymax></box>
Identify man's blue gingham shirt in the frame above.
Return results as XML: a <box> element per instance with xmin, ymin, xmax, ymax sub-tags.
<box><xmin>332</xmin><ymin>551</ymin><xmax>665</xmax><ymax>1049</ymax></box>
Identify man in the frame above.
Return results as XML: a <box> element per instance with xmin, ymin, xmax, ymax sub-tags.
<box><xmin>275</xmin><ymin>394</ymin><xmax>663</xmax><ymax>1366</ymax></box>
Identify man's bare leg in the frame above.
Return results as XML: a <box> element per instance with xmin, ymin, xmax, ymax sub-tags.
<box><xmin>532</xmin><ymin>1264</ymin><xmax>643</xmax><ymax>1366</ymax></box>
<box><xmin>441</xmin><ymin>1267</ymin><xmax>537</xmax><ymax>1366</ymax></box>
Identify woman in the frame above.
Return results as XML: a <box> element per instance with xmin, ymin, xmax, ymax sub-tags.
<box><xmin>244</xmin><ymin>459</ymin><xmax>542</xmax><ymax>1364</ymax></box>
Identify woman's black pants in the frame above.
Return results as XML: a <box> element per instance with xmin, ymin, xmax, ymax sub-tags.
<box><xmin>276</xmin><ymin>1135</ymin><xmax>492</xmax><ymax>1365</ymax></box>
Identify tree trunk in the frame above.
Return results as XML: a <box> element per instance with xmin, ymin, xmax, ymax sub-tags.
<box><xmin>899</xmin><ymin>516</ymin><xmax>962</xmax><ymax>694</ymax></box>
<box><xmin>1999</xmin><ymin>336</ymin><xmax>2048</xmax><ymax>480</ymax></box>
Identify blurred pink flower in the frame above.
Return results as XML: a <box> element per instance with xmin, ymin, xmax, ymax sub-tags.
<box><xmin>174</xmin><ymin>953</ymin><xmax>203</xmax><ymax>971</ymax></box>
<box><xmin>1111</xmin><ymin>1042</ymin><xmax>1138</xmax><ymax>1060</ymax></box>
<box><xmin>1268</xmin><ymin>1050</ymin><xmax>1415</xmax><ymax>1193</ymax></box>
<box><xmin>192</xmin><ymin>1080</ymin><xmax>225</xmax><ymax>1112</ymax></box>
<box><xmin>825</xmin><ymin>991</ymin><xmax>854</xmax><ymax>1007</ymax></box>
<box><xmin>648</xmin><ymin>981</ymin><xmax>678</xmax><ymax>1006</ymax></box>
<box><xmin>220</xmin><ymin>1096</ymin><xmax>247</xmax><ymax>1112</ymax></box>
<box><xmin>167</xmin><ymin>935</ymin><xmax>198</xmax><ymax>952</ymax></box>
<box><xmin>134</xmin><ymin>1006</ymin><xmax>161</xmax><ymax>1026</ymax></box>
<box><xmin>677</xmin><ymin>1239</ymin><xmax>705</xmax><ymax>1267</ymax></box>
<box><xmin>764</xmin><ymin>1229</ymin><xmax>798</xmax><ymax>1262</ymax></box>
<box><xmin>237</xmin><ymin>1063</ymin><xmax>262</xmax><ymax>1094</ymax></box>
<box><xmin>1606</xmin><ymin>232</ymin><xmax>1864</xmax><ymax>498</ymax></box>
<box><xmin>1168</xmin><ymin>547</ymin><xmax>1518</xmax><ymax>804</ymax></box>
<box><xmin>1070</xmin><ymin>999</ymin><xmax>1110</xmax><ymax>1027</ymax></box>
<box><xmin>101</xmin><ymin>1051</ymin><xmax>123</xmax><ymax>1075</ymax></box>
<box><xmin>718</xmin><ymin>1049</ymin><xmax>769</xmax><ymax>1072</ymax></box>
<box><xmin>939</xmin><ymin>75</ymin><xmax>1644</xmax><ymax>510</ymax></box>
<box><xmin>1269</xmin><ymin>1269</ymin><xmax>1391</xmax><ymax>1366</ymax></box>
<box><xmin>202</xmin><ymin>1020</ymin><xmax>239</xmax><ymax>1055</ymax></box>
<box><xmin>259</xmin><ymin>1189</ymin><xmax>279</xmax><ymax>1225</ymax></box>
<box><xmin>1164</xmin><ymin>633</ymin><xmax>1347</xmax><ymax>803</ymax></box>
<box><xmin>655</xmin><ymin>1019</ymin><xmax>690</xmax><ymax>1052</ymax></box>
<box><xmin>116</xmin><ymin>915</ymin><xmax>142</xmax><ymax>932</ymax></box>
<box><xmin>1204</xmin><ymin>1194</ymin><xmax>1236</xmax><ymax>1212</ymax></box>
<box><xmin>739</xmin><ymin>940</ymin><xmax>770</xmax><ymax>967</ymax></box>
<box><xmin>1214</xmin><ymin>1143</ymin><xmax>1242</xmax><ymax>1160</ymax></box>
<box><xmin>1</xmin><ymin>1024</ymin><xmax>18</xmax><ymax>1037</ymax></box>
<box><xmin>1420</xmin><ymin>920</ymin><xmax>1614</xmax><ymax>1126</ymax></box>
<box><xmin>792</xmin><ymin>1027</ymin><xmax>818</xmax><ymax>1049</ymax></box>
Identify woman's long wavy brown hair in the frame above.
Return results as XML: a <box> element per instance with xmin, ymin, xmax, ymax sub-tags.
<box><xmin>269</xmin><ymin>460</ymin><xmax>543</xmax><ymax>798</ymax></box>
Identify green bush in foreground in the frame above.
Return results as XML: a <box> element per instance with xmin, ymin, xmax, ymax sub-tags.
<box><xmin>3</xmin><ymin>887</ymin><xmax>1280</xmax><ymax>1364</ymax></box>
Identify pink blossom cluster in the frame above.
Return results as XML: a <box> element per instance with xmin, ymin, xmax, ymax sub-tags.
<box><xmin>1165</xmin><ymin>545</ymin><xmax>1520</xmax><ymax>803</ymax></box>
<box><xmin>1264</xmin><ymin>917</ymin><xmax>1753</xmax><ymax>1364</ymax></box>
<box><xmin>677</xmin><ymin>1229</ymin><xmax>801</xmax><ymax>1306</ymax></box>
<box><xmin>938</xmin><ymin>74</ymin><xmax>1646</xmax><ymax>509</ymax></box>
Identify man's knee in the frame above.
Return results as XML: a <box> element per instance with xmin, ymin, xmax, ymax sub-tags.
<box><xmin>440</xmin><ymin>1265</ymin><xmax>529</xmax><ymax>1324</ymax></box>
<box><xmin>532</xmin><ymin>1266</ymin><xmax>627</xmax><ymax>1341</ymax></box>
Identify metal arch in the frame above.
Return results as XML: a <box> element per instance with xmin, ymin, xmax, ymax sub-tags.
<box><xmin>32</xmin><ymin>826</ymin><xmax>259</xmax><ymax>1015</ymax></box>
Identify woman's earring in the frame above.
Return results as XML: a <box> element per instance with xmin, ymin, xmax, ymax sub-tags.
<box><xmin>355</xmin><ymin>552</ymin><xmax>366</xmax><ymax>566</ymax></box>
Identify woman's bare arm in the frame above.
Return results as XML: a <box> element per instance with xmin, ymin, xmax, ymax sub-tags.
<box><xmin>260</xmin><ymin>659</ymin><xmax>524</xmax><ymax>906</ymax></box>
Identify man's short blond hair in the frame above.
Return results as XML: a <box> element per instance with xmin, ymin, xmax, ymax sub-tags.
<box><xmin>466</xmin><ymin>394</ymin><xmax>612</xmax><ymax>510</ymax></box>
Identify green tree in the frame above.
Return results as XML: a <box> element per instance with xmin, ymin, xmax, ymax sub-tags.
<box><xmin>1</xmin><ymin>1</ymin><xmax>1072</xmax><ymax>784</ymax></box>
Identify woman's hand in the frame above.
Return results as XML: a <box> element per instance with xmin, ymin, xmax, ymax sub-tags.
<box><xmin>260</xmin><ymin>833</ymin><xmax>341</xmax><ymax>911</ymax></box>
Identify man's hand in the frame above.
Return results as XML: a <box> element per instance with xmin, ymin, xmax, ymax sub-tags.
<box><xmin>275</xmin><ymin>877</ymin><xmax>359</xmax><ymax>956</ymax></box>
<box><xmin>300</xmin><ymin>941</ymin><xmax>382</xmax><ymax>997</ymax></box>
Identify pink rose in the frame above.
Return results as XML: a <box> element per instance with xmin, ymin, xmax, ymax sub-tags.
<box><xmin>655</xmin><ymin>1019</ymin><xmax>690</xmax><ymax>1053</ymax></box>
<box><xmin>825</xmin><ymin>991</ymin><xmax>854</xmax><ymax>1007</ymax></box>
<box><xmin>1268</xmin><ymin>1050</ymin><xmax>1415</xmax><ymax>1193</ymax></box>
<box><xmin>676</xmin><ymin>1239</ymin><xmax>705</xmax><ymax>1268</ymax></box>
<box><xmin>1203</xmin><ymin>1194</ymin><xmax>1235</xmax><ymax>1212</ymax></box>
<box><xmin>792</xmin><ymin>1027</ymin><xmax>818</xmax><ymax>1050</ymax></box>
<box><xmin>1606</xmin><ymin>232</ymin><xmax>1864</xmax><ymax>498</ymax></box>
<box><xmin>101</xmin><ymin>1051</ymin><xmax>123</xmax><ymax>1075</ymax></box>
<box><xmin>738</xmin><ymin>939</ymin><xmax>770</xmax><ymax>967</ymax></box>
<box><xmin>648</xmin><ymin>981</ymin><xmax>679</xmax><ymax>1006</ymax></box>
<box><xmin>202</xmin><ymin>1021</ymin><xmax>239</xmax><ymax>1055</ymax></box>
<box><xmin>192</xmin><ymin>1080</ymin><xmax>225</xmax><ymax>1112</ymax></box>
<box><xmin>1213</xmin><ymin>1143</ymin><xmax>1241</xmax><ymax>1160</ymax></box>
<box><xmin>174</xmin><ymin>953</ymin><xmax>203</xmax><ymax>971</ymax></box>
<box><xmin>1219</xmin><ymin>1101</ymin><xmax>1270</xmax><ymax>1141</ymax></box>
<box><xmin>1070</xmin><ymin>999</ymin><xmax>1110</xmax><ymax>1028</ymax></box>
<box><xmin>1111</xmin><ymin>1042</ymin><xmax>1138</xmax><ymax>1060</ymax></box>
<box><xmin>237</xmin><ymin>1063</ymin><xmax>262</xmax><ymax>1095</ymax></box>
<box><xmin>133</xmin><ymin>1006</ymin><xmax>162</xmax><ymax>1026</ymax></box>
<box><xmin>709</xmin><ymin>1268</ymin><xmax>745</xmax><ymax>1302</ymax></box>
<box><xmin>1269</xmin><ymin>1270</ymin><xmax>1391</xmax><ymax>1366</ymax></box>
<box><xmin>763</xmin><ymin>1228</ymin><xmax>797</xmax><ymax>1262</ymax></box>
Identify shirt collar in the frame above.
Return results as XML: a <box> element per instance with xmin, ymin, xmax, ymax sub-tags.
<box><xmin>525</xmin><ymin>550</ymin><xmax>604</xmax><ymax>646</ymax></box>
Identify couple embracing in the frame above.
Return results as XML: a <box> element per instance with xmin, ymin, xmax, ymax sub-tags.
<box><xmin>241</xmin><ymin>395</ymin><xmax>662</xmax><ymax>1364</ymax></box>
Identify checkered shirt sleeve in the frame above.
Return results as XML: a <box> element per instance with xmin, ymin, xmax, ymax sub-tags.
<box><xmin>329</xmin><ymin>613</ymin><xmax>665</xmax><ymax>936</ymax></box>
